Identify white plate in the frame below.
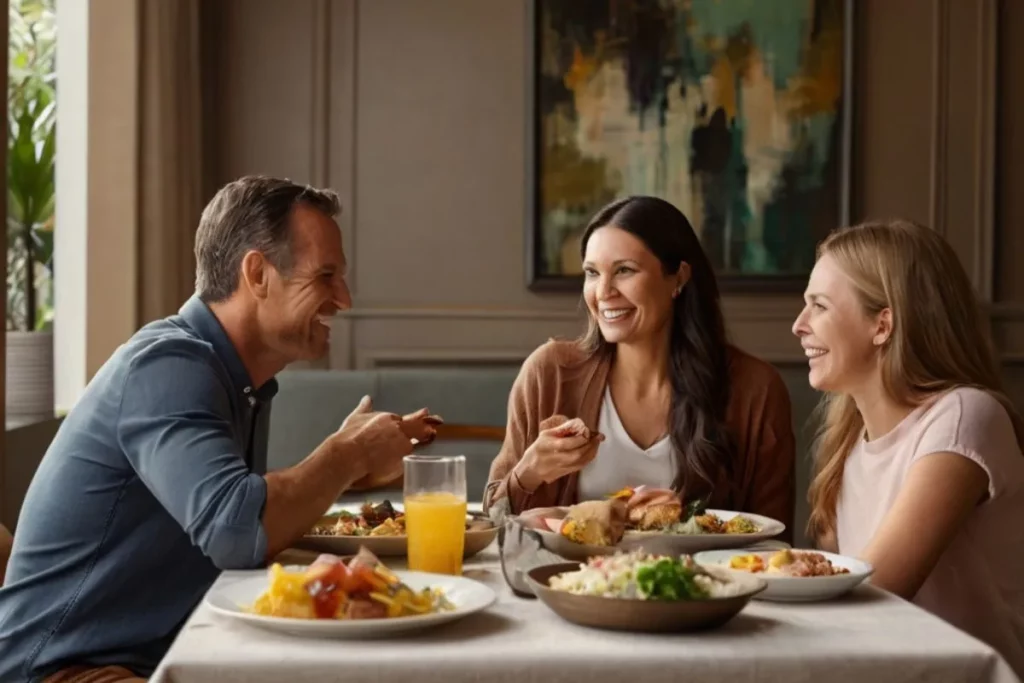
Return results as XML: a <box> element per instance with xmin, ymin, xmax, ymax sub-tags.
<box><xmin>530</xmin><ymin>509</ymin><xmax>786</xmax><ymax>562</ymax></box>
<box><xmin>205</xmin><ymin>568</ymin><xmax>497</xmax><ymax>638</ymax></box>
<box><xmin>692</xmin><ymin>548</ymin><xmax>874</xmax><ymax>602</ymax></box>
<box><xmin>306</xmin><ymin>502</ymin><xmax>496</xmax><ymax>558</ymax></box>
<box><xmin>328</xmin><ymin>501</ymin><xmax>485</xmax><ymax>515</ymax></box>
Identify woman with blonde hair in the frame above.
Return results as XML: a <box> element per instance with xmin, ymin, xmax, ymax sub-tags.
<box><xmin>793</xmin><ymin>219</ymin><xmax>1024</xmax><ymax>675</ymax></box>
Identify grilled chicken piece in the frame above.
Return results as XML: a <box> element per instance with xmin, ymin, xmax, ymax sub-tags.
<box><xmin>361</xmin><ymin>500</ymin><xmax>399</xmax><ymax>526</ymax></box>
<box><xmin>622</xmin><ymin>486</ymin><xmax>683</xmax><ymax>530</ymax></box>
<box><xmin>631</xmin><ymin>503</ymin><xmax>682</xmax><ymax>530</ymax></box>
<box><xmin>694</xmin><ymin>513</ymin><xmax>725</xmax><ymax>534</ymax></box>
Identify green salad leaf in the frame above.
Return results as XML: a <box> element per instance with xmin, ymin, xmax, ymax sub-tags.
<box><xmin>679</xmin><ymin>496</ymin><xmax>709</xmax><ymax>523</ymax></box>
<box><xmin>634</xmin><ymin>558</ymin><xmax>709</xmax><ymax>600</ymax></box>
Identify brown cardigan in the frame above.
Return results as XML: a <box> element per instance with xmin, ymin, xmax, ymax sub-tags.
<box><xmin>483</xmin><ymin>340</ymin><xmax>797</xmax><ymax>539</ymax></box>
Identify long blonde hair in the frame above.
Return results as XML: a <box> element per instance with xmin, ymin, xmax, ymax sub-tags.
<box><xmin>806</xmin><ymin>220</ymin><xmax>1023</xmax><ymax>543</ymax></box>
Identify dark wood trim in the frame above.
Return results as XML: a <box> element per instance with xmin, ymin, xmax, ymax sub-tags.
<box><xmin>433</xmin><ymin>424</ymin><xmax>505</xmax><ymax>442</ymax></box>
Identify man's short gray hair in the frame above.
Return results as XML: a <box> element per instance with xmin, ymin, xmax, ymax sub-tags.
<box><xmin>194</xmin><ymin>175</ymin><xmax>341</xmax><ymax>303</ymax></box>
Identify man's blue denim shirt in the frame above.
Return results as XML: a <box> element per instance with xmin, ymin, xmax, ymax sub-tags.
<box><xmin>0</xmin><ymin>296</ymin><xmax>278</xmax><ymax>682</ymax></box>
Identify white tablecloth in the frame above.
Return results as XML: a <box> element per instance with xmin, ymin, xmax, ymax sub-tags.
<box><xmin>152</xmin><ymin>547</ymin><xmax>1020</xmax><ymax>683</ymax></box>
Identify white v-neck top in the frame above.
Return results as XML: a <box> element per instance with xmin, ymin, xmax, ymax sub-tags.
<box><xmin>576</xmin><ymin>388</ymin><xmax>677</xmax><ymax>501</ymax></box>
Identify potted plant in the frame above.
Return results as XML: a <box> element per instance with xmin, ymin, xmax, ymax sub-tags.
<box><xmin>6</xmin><ymin>0</ymin><xmax>55</xmax><ymax>424</ymax></box>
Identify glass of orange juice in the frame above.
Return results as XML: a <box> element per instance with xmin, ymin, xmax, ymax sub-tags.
<box><xmin>403</xmin><ymin>454</ymin><xmax>467</xmax><ymax>575</ymax></box>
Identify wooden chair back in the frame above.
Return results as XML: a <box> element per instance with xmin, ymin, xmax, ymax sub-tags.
<box><xmin>432</xmin><ymin>424</ymin><xmax>505</xmax><ymax>442</ymax></box>
<box><xmin>0</xmin><ymin>523</ymin><xmax>13</xmax><ymax>586</ymax></box>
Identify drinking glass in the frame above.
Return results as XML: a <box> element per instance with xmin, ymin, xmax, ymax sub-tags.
<box><xmin>403</xmin><ymin>455</ymin><xmax>467</xmax><ymax>575</ymax></box>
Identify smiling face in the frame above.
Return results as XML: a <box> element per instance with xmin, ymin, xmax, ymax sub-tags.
<box><xmin>792</xmin><ymin>253</ymin><xmax>889</xmax><ymax>392</ymax></box>
<box><xmin>582</xmin><ymin>225</ymin><xmax>685</xmax><ymax>345</ymax></box>
<box><xmin>262</xmin><ymin>204</ymin><xmax>352</xmax><ymax>361</ymax></box>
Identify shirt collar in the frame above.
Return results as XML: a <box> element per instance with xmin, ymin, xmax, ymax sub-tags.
<box><xmin>178</xmin><ymin>295</ymin><xmax>279</xmax><ymax>402</ymax></box>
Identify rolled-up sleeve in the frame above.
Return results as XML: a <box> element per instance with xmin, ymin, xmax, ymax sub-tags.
<box><xmin>116</xmin><ymin>340</ymin><xmax>268</xmax><ymax>570</ymax></box>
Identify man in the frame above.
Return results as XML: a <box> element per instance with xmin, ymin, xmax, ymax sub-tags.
<box><xmin>0</xmin><ymin>176</ymin><xmax>437</xmax><ymax>682</ymax></box>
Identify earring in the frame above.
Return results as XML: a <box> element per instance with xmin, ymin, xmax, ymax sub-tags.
<box><xmin>673</xmin><ymin>287</ymin><xmax>682</xmax><ymax>298</ymax></box>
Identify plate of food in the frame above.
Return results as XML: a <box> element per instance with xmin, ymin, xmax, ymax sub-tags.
<box><xmin>518</xmin><ymin>487</ymin><xmax>785</xmax><ymax>562</ymax></box>
<box><xmin>298</xmin><ymin>500</ymin><xmax>498</xmax><ymax>558</ymax></box>
<box><xmin>693</xmin><ymin>548</ymin><xmax>873</xmax><ymax>602</ymax></box>
<box><xmin>205</xmin><ymin>548</ymin><xmax>497</xmax><ymax>637</ymax></box>
<box><xmin>526</xmin><ymin>550</ymin><xmax>766</xmax><ymax>632</ymax></box>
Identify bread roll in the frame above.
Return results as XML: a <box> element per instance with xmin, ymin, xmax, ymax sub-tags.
<box><xmin>560</xmin><ymin>499</ymin><xmax>627</xmax><ymax>546</ymax></box>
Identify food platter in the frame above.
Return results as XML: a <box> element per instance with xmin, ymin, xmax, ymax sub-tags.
<box><xmin>524</xmin><ymin>508</ymin><xmax>786</xmax><ymax>562</ymax></box>
<box><xmin>206</xmin><ymin>550</ymin><xmax>496</xmax><ymax>637</ymax></box>
<box><xmin>525</xmin><ymin>553</ymin><xmax>766</xmax><ymax>632</ymax></box>
<box><xmin>297</xmin><ymin>500</ymin><xmax>498</xmax><ymax>558</ymax></box>
<box><xmin>693</xmin><ymin>548</ymin><xmax>873</xmax><ymax>602</ymax></box>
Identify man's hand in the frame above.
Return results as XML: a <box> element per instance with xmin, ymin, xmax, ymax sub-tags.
<box><xmin>261</xmin><ymin>397</ymin><xmax>434</xmax><ymax>560</ymax></box>
<box><xmin>400</xmin><ymin>407</ymin><xmax>444</xmax><ymax>446</ymax></box>
<box><xmin>335</xmin><ymin>398</ymin><xmax>445</xmax><ymax>492</ymax></box>
<box><xmin>332</xmin><ymin>396</ymin><xmax>413</xmax><ymax>487</ymax></box>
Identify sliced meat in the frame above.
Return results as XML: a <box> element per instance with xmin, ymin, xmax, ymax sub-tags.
<box><xmin>345</xmin><ymin>598</ymin><xmax>388</xmax><ymax>620</ymax></box>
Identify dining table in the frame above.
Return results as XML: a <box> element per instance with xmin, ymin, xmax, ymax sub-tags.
<box><xmin>150</xmin><ymin>542</ymin><xmax>1020</xmax><ymax>683</ymax></box>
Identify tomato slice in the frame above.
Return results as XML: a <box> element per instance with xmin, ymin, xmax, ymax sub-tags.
<box><xmin>305</xmin><ymin>563</ymin><xmax>350</xmax><ymax>619</ymax></box>
<box><xmin>344</xmin><ymin>563</ymin><xmax>388</xmax><ymax>594</ymax></box>
<box><xmin>302</xmin><ymin>558</ymin><xmax>393</xmax><ymax>618</ymax></box>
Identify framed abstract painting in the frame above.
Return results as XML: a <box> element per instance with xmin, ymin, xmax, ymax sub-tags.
<box><xmin>526</xmin><ymin>0</ymin><xmax>853</xmax><ymax>291</ymax></box>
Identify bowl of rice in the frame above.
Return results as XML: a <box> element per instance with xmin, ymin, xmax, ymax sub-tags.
<box><xmin>526</xmin><ymin>550</ymin><xmax>766</xmax><ymax>632</ymax></box>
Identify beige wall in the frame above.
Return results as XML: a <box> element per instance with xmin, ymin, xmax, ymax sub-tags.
<box><xmin>198</xmin><ymin>0</ymin><xmax>1022</xmax><ymax>544</ymax></box>
<box><xmin>53</xmin><ymin>0</ymin><xmax>140</xmax><ymax>410</ymax></box>
<box><xmin>5</xmin><ymin>0</ymin><xmax>1007</xmax><ymax>541</ymax></box>
<box><xmin>202</xmin><ymin>0</ymin><xmax>1019</xmax><ymax>368</ymax></box>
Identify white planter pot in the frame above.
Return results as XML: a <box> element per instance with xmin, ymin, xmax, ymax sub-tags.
<box><xmin>5</xmin><ymin>331</ymin><xmax>54</xmax><ymax>424</ymax></box>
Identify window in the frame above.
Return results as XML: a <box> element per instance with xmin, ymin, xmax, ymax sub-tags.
<box><xmin>6</xmin><ymin>0</ymin><xmax>57</xmax><ymax>427</ymax></box>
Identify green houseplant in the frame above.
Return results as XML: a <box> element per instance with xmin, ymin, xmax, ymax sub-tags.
<box><xmin>6</xmin><ymin>0</ymin><xmax>55</xmax><ymax>424</ymax></box>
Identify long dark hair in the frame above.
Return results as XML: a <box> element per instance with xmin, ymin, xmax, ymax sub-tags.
<box><xmin>579</xmin><ymin>196</ymin><xmax>735</xmax><ymax>502</ymax></box>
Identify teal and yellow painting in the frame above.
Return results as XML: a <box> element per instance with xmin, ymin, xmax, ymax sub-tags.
<box><xmin>531</xmin><ymin>0</ymin><xmax>849</xmax><ymax>288</ymax></box>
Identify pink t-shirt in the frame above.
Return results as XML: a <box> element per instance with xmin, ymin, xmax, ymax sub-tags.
<box><xmin>837</xmin><ymin>387</ymin><xmax>1024</xmax><ymax>677</ymax></box>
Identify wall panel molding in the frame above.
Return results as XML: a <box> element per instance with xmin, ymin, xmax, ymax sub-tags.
<box><xmin>935</xmin><ymin>0</ymin><xmax>999</xmax><ymax>299</ymax></box>
<box><xmin>310</xmin><ymin>0</ymin><xmax>331</xmax><ymax>188</ymax></box>
<box><xmin>328</xmin><ymin>0</ymin><xmax>359</xmax><ymax>295</ymax></box>
<box><xmin>205</xmin><ymin>0</ymin><xmax>1016</xmax><ymax>370</ymax></box>
<box><xmin>326</xmin><ymin>301</ymin><xmax>809</xmax><ymax>369</ymax></box>
<box><xmin>355</xmin><ymin>348</ymin><xmax>535</xmax><ymax>368</ymax></box>
<box><xmin>328</xmin><ymin>308</ymin><xmax>584</xmax><ymax>369</ymax></box>
<box><xmin>301</xmin><ymin>0</ymin><xmax>333</xmax><ymax>372</ymax></box>
<box><xmin>929</xmin><ymin>0</ymin><xmax>949</xmax><ymax>236</ymax></box>
<box><xmin>974</xmin><ymin>0</ymin><xmax>998</xmax><ymax>302</ymax></box>
<box><xmin>995</xmin><ymin>0</ymin><xmax>1024</xmax><ymax>303</ymax></box>
<box><xmin>989</xmin><ymin>303</ymin><xmax>1024</xmax><ymax>362</ymax></box>
<box><xmin>323</xmin><ymin>300</ymin><xmax>1024</xmax><ymax>369</ymax></box>
<box><xmin>333</xmin><ymin>306</ymin><xmax>582</xmax><ymax>321</ymax></box>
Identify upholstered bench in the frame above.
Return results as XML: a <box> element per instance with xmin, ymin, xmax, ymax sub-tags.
<box><xmin>268</xmin><ymin>367</ymin><xmax>519</xmax><ymax>503</ymax></box>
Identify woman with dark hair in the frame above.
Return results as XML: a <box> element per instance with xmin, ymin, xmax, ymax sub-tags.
<box><xmin>484</xmin><ymin>196</ymin><xmax>796</xmax><ymax>535</ymax></box>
